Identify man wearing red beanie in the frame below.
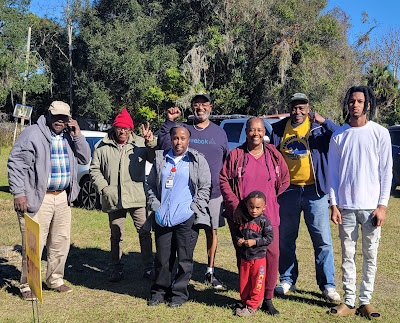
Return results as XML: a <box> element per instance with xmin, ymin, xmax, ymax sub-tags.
<box><xmin>90</xmin><ymin>109</ymin><xmax>156</xmax><ymax>282</ymax></box>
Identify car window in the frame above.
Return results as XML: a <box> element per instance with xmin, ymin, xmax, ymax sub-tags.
<box><xmin>222</xmin><ymin>123</ymin><xmax>243</xmax><ymax>143</ymax></box>
<box><xmin>86</xmin><ymin>137</ymin><xmax>104</xmax><ymax>155</ymax></box>
<box><xmin>389</xmin><ymin>130</ymin><xmax>400</xmax><ymax>146</ymax></box>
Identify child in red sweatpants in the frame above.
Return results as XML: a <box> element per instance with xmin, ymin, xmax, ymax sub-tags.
<box><xmin>235</xmin><ymin>191</ymin><xmax>274</xmax><ymax>317</ymax></box>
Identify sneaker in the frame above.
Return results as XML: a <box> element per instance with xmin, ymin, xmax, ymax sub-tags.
<box><xmin>323</xmin><ymin>288</ymin><xmax>341</xmax><ymax>302</ymax></box>
<box><xmin>21</xmin><ymin>290</ymin><xmax>37</xmax><ymax>301</ymax></box>
<box><xmin>109</xmin><ymin>271</ymin><xmax>123</xmax><ymax>282</ymax></box>
<box><xmin>236</xmin><ymin>306</ymin><xmax>257</xmax><ymax>317</ymax></box>
<box><xmin>275</xmin><ymin>282</ymin><xmax>296</xmax><ymax>295</ymax></box>
<box><xmin>52</xmin><ymin>284</ymin><xmax>72</xmax><ymax>293</ymax></box>
<box><xmin>204</xmin><ymin>272</ymin><xmax>224</xmax><ymax>289</ymax></box>
<box><xmin>148</xmin><ymin>298</ymin><xmax>163</xmax><ymax>306</ymax></box>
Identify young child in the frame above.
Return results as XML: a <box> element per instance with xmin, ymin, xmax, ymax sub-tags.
<box><xmin>235</xmin><ymin>191</ymin><xmax>274</xmax><ymax>317</ymax></box>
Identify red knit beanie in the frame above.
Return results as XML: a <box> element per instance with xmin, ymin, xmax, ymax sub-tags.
<box><xmin>112</xmin><ymin>108</ymin><xmax>134</xmax><ymax>129</ymax></box>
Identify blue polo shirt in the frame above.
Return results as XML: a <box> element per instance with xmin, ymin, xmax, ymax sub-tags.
<box><xmin>155</xmin><ymin>149</ymin><xmax>194</xmax><ymax>227</ymax></box>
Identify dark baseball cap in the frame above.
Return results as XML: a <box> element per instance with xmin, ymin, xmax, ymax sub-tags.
<box><xmin>191</xmin><ymin>91</ymin><xmax>211</xmax><ymax>103</ymax></box>
<box><xmin>289</xmin><ymin>93</ymin><xmax>309</xmax><ymax>103</ymax></box>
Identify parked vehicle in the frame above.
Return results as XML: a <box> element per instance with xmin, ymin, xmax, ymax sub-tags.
<box><xmin>220</xmin><ymin>118</ymin><xmax>273</xmax><ymax>151</ymax></box>
<box><xmin>76</xmin><ymin>130</ymin><xmax>107</xmax><ymax>209</ymax></box>
<box><xmin>260</xmin><ymin>113</ymin><xmax>290</xmax><ymax>124</ymax></box>
<box><xmin>388</xmin><ymin>125</ymin><xmax>400</xmax><ymax>191</ymax></box>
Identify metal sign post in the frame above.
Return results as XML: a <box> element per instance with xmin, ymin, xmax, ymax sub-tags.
<box><xmin>12</xmin><ymin>104</ymin><xmax>33</xmax><ymax>144</ymax></box>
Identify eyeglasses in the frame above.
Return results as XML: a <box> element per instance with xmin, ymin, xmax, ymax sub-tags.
<box><xmin>115</xmin><ymin>127</ymin><xmax>131</xmax><ymax>132</ymax></box>
<box><xmin>193</xmin><ymin>103</ymin><xmax>211</xmax><ymax>108</ymax></box>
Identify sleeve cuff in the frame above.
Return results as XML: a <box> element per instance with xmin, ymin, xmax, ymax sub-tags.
<box><xmin>14</xmin><ymin>192</ymin><xmax>26</xmax><ymax>199</ymax></box>
<box><xmin>378</xmin><ymin>198</ymin><xmax>389</xmax><ymax>207</ymax></box>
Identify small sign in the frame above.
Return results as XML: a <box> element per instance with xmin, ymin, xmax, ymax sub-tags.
<box><xmin>13</xmin><ymin>104</ymin><xmax>33</xmax><ymax>120</ymax></box>
<box><xmin>25</xmin><ymin>213</ymin><xmax>43</xmax><ymax>303</ymax></box>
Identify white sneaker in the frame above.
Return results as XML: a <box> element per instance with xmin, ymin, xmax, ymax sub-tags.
<box><xmin>275</xmin><ymin>282</ymin><xmax>296</xmax><ymax>295</ymax></box>
<box><xmin>322</xmin><ymin>288</ymin><xmax>341</xmax><ymax>302</ymax></box>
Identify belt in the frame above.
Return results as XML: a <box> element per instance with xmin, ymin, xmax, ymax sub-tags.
<box><xmin>46</xmin><ymin>190</ymin><xmax>64</xmax><ymax>195</ymax></box>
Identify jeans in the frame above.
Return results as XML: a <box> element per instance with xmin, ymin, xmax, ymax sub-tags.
<box><xmin>278</xmin><ymin>184</ymin><xmax>336</xmax><ymax>291</ymax></box>
<box><xmin>339</xmin><ymin>209</ymin><xmax>381</xmax><ymax>307</ymax></box>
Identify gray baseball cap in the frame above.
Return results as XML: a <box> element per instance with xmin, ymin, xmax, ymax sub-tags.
<box><xmin>289</xmin><ymin>93</ymin><xmax>309</xmax><ymax>103</ymax></box>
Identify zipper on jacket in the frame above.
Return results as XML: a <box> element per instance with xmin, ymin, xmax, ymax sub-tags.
<box><xmin>307</xmin><ymin>125</ymin><xmax>323</xmax><ymax>197</ymax></box>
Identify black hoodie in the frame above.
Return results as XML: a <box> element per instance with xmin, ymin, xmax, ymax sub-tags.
<box><xmin>234</xmin><ymin>211</ymin><xmax>274</xmax><ymax>261</ymax></box>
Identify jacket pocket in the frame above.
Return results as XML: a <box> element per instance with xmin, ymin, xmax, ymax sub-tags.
<box><xmin>122</xmin><ymin>181</ymin><xmax>146</xmax><ymax>207</ymax></box>
<box><xmin>101</xmin><ymin>186</ymin><xmax>119</xmax><ymax>211</ymax></box>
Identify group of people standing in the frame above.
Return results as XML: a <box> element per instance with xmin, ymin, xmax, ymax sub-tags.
<box><xmin>8</xmin><ymin>85</ymin><xmax>391</xmax><ymax>320</ymax></box>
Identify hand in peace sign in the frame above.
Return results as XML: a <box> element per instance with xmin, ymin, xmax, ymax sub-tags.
<box><xmin>141</xmin><ymin>122</ymin><xmax>154</xmax><ymax>144</ymax></box>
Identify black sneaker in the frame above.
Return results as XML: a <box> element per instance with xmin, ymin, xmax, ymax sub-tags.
<box><xmin>109</xmin><ymin>271</ymin><xmax>123</xmax><ymax>282</ymax></box>
<box><xmin>204</xmin><ymin>272</ymin><xmax>224</xmax><ymax>289</ymax></box>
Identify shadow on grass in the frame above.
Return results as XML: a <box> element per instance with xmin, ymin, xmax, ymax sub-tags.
<box><xmin>275</xmin><ymin>288</ymin><xmax>336</xmax><ymax>308</ymax></box>
<box><xmin>1</xmin><ymin>243</ymin><xmax>335</xmax><ymax>309</ymax></box>
<box><xmin>0</xmin><ymin>185</ymin><xmax>9</xmax><ymax>193</ymax></box>
<box><xmin>390</xmin><ymin>189</ymin><xmax>400</xmax><ymax>198</ymax></box>
<box><xmin>64</xmin><ymin>244</ymin><xmax>239</xmax><ymax>306</ymax></box>
<box><xmin>0</xmin><ymin>245</ymin><xmax>24</xmax><ymax>297</ymax></box>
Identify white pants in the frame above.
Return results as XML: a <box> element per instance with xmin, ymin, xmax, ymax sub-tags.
<box><xmin>339</xmin><ymin>209</ymin><xmax>381</xmax><ymax>307</ymax></box>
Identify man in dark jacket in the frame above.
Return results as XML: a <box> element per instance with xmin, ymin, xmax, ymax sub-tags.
<box><xmin>8</xmin><ymin>101</ymin><xmax>91</xmax><ymax>300</ymax></box>
<box><xmin>271</xmin><ymin>93</ymin><xmax>340</xmax><ymax>302</ymax></box>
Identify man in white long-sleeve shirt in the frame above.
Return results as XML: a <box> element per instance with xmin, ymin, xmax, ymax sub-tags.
<box><xmin>328</xmin><ymin>86</ymin><xmax>392</xmax><ymax>319</ymax></box>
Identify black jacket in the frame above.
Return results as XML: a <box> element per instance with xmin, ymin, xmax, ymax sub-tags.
<box><xmin>235</xmin><ymin>211</ymin><xmax>274</xmax><ymax>261</ymax></box>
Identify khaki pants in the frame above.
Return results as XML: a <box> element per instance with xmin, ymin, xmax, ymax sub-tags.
<box><xmin>108</xmin><ymin>207</ymin><xmax>153</xmax><ymax>272</ymax></box>
<box><xmin>18</xmin><ymin>191</ymin><xmax>71</xmax><ymax>291</ymax></box>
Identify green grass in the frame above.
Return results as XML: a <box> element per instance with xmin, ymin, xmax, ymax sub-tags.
<box><xmin>1</xmin><ymin>147</ymin><xmax>400</xmax><ymax>322</ymax></box>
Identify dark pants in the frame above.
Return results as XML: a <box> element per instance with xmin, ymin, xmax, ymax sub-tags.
<box><xmin>151</xmin><ymin>214</ymin><xmax>199</xmax><ymax>303</ymax></box>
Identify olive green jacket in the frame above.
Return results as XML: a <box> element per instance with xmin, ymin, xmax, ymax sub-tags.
<box><xmin>90</xmin><ymin>131</ymin><xmax>156</xmax><ymax>213</ymax></box>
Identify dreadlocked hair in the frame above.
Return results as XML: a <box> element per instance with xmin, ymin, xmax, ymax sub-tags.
<box><xmin>343</xmin><ymin>86</ymin><xmax>376</xmax><ymax>122</ymax></box>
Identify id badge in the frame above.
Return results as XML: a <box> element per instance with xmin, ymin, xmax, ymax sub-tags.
<box><xmin>166</xmin><ymin>176</ymin><xmax>174</xmax><ymax>188</ymax></box>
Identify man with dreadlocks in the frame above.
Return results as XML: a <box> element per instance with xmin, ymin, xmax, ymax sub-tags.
<box><xmin>328</xmin><ymin>86</ymin><xmax>392</xmax><ymax>320</ymax></box>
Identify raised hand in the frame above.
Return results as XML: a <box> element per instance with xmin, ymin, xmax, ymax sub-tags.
<box><xmin>167</xmin><ymin>107</ymin><xmax>181</xmax><ymax>121</ymax></box>
<box><xmin>310</xmin><ymin>112</ymin><xmax>326</xmax><ymax>125</ymax></box>
<box><xmin>67</xmin><ymin>118</ymin><xmax>81</xmax><ymax>136</ymax></box>
<box><xmin>141</xmin><ymin>122</ymin><xmax>154</xmax><ymax>144</ymax></box>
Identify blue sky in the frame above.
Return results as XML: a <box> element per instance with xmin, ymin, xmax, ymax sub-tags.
<box><xmin>326</xmin><ymin>0</ymin><xmax>400</xmax><ymax>43</ymax></box>
<box><xmin>30</xmin><ymin>0</ymin><xmax>399</xmax><ymax>42</ymax></box>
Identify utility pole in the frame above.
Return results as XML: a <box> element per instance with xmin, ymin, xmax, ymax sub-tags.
<box><xmin>22</xmin><ymin>26</ymin><xmax>31</xmax><ymax>125</ymax></box>
<box><xmin>66</xmin><ymin>0</ymin><xmax>73</xmax><ymax>116</ymax></box>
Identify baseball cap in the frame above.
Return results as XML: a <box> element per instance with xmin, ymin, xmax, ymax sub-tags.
<box><xmin>191</xmin><ymin>91</ymin><xmax>211</xmax><ymax>103</ymax></box>
<box><xmin>49</xmin><ymin>101</ymin><xmax>71</xmax><ymax>117</ymax></box>
<box><xmin>289</xmin><ymin>93</ymin><xmax>309</xmax><ymax>104</ymax></box>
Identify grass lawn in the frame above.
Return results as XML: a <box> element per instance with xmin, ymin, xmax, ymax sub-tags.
<box><xmin>1</xmin><ymin>145</ymin><xmax>400</xmax><ymax>322</ymax></box>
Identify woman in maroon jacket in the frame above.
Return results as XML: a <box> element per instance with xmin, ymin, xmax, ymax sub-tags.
<box><xmin>220</xmin><ymin>117</ymin><xmax>290</xmax><ymax>316</ymax></box>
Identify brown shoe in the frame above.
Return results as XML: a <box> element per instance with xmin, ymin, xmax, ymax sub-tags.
<box><xmin>356</xmin><ymin>304</ymin><xmax>382</xmax><ymax>320</ymax></box>
<box><xmin>52</xmin><ymin>284</ymin><xmax>72</xmax><ymax>293</ymax></box>
<box><xmin>21</xmin><ymin>290</ymin><xmax>37</xmax><ymax>301</ymax></box>
<box><xmin>329</xmin><ymin>303</ymin><xmax>356</xmax><ymax>317</ymax></box>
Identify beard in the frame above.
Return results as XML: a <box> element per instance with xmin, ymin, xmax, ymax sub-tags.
<box><xmin>194</xmin><ymin>110</ymin><xmax>210</xmax><ymax>122</ymax></box>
